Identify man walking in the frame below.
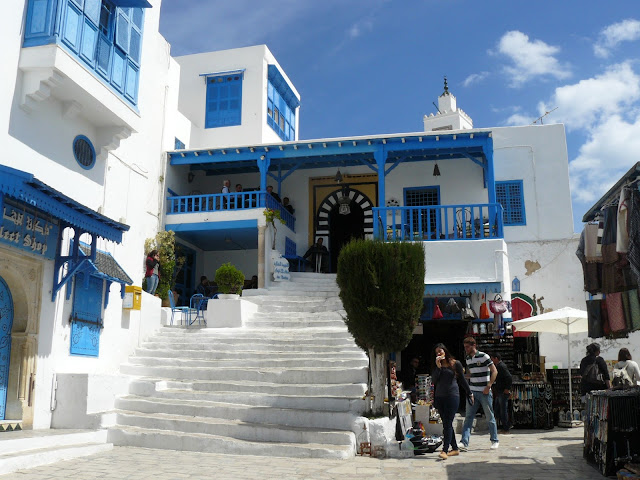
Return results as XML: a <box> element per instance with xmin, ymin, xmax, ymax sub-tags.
<box><xmin>490</xmin><ymin>353</ymin><xmax>512</xmax><ymax>434</ymax></box>
<box><xmin>460</xmin><ymin>336</ymin><xmax>499</xmax><ymax>450</ymax></box>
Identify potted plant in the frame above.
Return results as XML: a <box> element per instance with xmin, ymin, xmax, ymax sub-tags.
<box><xmin>214</xmin><ymin>263</ymin><xmax>245</xmax><ymax>299</ymax></box>
<box><xmin>263</xmin><ymin>208</ymin><xmax>285</xmax><ymax>250</ymax></box>
<box><xmin>143</xmin><ymin>230</ymin><xmax>185</xmax><ymax>306</ymax></box>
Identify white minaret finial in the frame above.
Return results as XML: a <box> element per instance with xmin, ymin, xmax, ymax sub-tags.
<box><xmin>424</xmin><ymin>77</ymin><xmax>473</xmax><ymax>131</ymax></box>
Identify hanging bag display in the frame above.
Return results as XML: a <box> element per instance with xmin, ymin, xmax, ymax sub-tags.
<box><xmin>461</xmin><ymin>297</ymin><xmax>477</xmax><ymax>320</ymax></box>
<box><xmin>432</xmin><ymin>298</ymin><xmax>444</xmax><ymax>320</ymax></box>
<box><xmin>479</xmin><ymin>293</ymin><xmax>490</xmax><ymax>320</ymax></box>
<box><xmin>489</xmin><ymin>294</ymin><xmax>508</xmax><ymax>314</ymax></box>
<box><xmin>445</xmin><ymin>298</ymin><xmax>461</xmax><ymax>314</ymax></box>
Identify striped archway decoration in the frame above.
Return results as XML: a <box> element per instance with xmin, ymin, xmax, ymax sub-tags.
<box><xmin>314</xmin><ymin>187</ymin><xmax>374</xmax><ymax>243</ymax></box>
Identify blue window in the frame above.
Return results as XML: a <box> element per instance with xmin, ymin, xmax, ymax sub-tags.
<box><xmin>70</xmin><ymin>272</ymin><xmax>104</xmax><ymax>357</ymax></box>
<box><xmin>73</xmin><ymin>135</ymin><xmax>96</xmax><ymax>169</ymax></box>
<box><xmin>267</xmin><ymin>80</ymin><xmax>296</xmax><ymax>141</ymax></box>
<box><xmin>174</xmin><ymin>138</ymin><xmax>185</xmax><ymax>150</ymax></box>
<box><xmin>404</xmin><ymin>186</ymin><xmax>440</xmax><ymax>234</ymax></box>
<box><xmin>496</xmin><ymin>180</ymin><xmax>526</xmax><ymax>226</ymax></box>
<box><xmin>23</xmin><ymin>0</ymin><xmax>145</xmax><ymax>107</ymax></box>
<box><xmin>205</xmin><ymin>74</ymin><xmax>243</xmax><ymax>128</ymax></box>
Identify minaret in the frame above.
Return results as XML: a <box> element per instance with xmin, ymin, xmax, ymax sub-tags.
<box><xmin>423</xmin><ymin>77</ymin><xmax>473</xmax><ymax>132</ymax></box>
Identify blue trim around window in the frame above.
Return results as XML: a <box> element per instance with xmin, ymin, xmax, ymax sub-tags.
<box><xmin>205</xmin><ymin>73</ymin><xmax>243</xmax><ymax>128</ymax></box>
<box><xmin>23</xmin><ymin>0</ymin><xmax>145</xmax><ymax>108</ymax></box>
<box><xmin>267</xmin><ymin>77</ymin><xmax>296</xmax><ymax>141</ymax></box>
<box><xmin>73</xmin><ymin>135</ymin><xmax>96</xmax><ymax>170</ymax></box>
<box><xmin>402</xmin><ymin>185</ymin><xmax>441</xmax><ymax>206</ymax></box>
<box><xmin>496</xmin><ymin>180</ymin><xmax>526</xmax><ymax>226</ymax></box>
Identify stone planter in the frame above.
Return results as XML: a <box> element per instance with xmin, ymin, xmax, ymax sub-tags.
<box><xmin>216</xmin><ymin>293</ymin><xmax>240</xmax><ymax>300</ymax></box>
<box><xmin>206</xmin><ymin>298</ymin><xmax>257</xmax><ymax>328</ymax></box>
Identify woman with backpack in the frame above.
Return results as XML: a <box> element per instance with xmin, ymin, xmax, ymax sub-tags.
<box><xmin>613</xmin><ymin>348</ymin><xmax>640</xmax><ymax>387</ymax></box>
<box><xmin>579</xmin><ymin>343</ymin><xmax>611</xmax><ymax>402</ymax></box>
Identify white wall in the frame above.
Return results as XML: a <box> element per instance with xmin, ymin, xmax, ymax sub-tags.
<box><xmin>175</xmin><ymin>45</ymin><xmax>299</xmax><ymax>150</ymax></box>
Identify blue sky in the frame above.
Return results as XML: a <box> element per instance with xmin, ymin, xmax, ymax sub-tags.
<box><xmin>159</xmin><ymin>1</ymin><xmax>640</xmax><ymax>231</ymax></box>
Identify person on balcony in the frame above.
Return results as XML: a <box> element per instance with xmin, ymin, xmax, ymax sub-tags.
<box><xmin>144</xmin><ymin>250</ymin><xmax>160</xmax><ymax>295</ymax></box>
<box><xmin>266</xmin><ymin>185</ymin><xmax>281</xmax><ymax>204</ymax></box>
<box><xmin>283</xmin><ymin>197</ymin><xmax>294</xmax><ymax>215</ymax></box>
<box><xmin>303</xmin><ymin>238</ymin><xmax>329</xmax><ymax>273</ymax></box>
<box><xmin>221</xmin><ymin>179</ymin><xmax>230</xmax><ymax>194</ymax></box>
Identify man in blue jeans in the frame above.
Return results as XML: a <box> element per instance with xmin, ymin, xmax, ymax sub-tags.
<box><xmin>490</xmin><ymin>352</ymin><xmax>513</xmax><ymax>434</ymax></box>
<box><xmin>460</xmin><ymin>336</ymin><xmax>499</xmax><ymax>450</ymax></box>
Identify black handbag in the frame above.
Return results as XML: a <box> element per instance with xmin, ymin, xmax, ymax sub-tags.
<box><xmin>445</xmin><ymin>298</ymin><xmax>461</xmax><ymax>314</ymax></box>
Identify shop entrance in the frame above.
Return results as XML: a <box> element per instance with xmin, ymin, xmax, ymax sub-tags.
<box><xmin>403</xmin><ymin>320</ymin><xmax>470</xmax><ymax>372</ymax></box>
<box><xmin>0</xmin><ymin>275</ymin><xmax>14</xmax><ymax>420</ymax></box>
<box><xmin>328</xmin><ymin>199</ymin><xmax>365</xmax><ymax>272</ymax></box>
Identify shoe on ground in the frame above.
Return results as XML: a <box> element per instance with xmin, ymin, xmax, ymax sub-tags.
<box><xmin>458</xmin><ymin>444</ymin><xmax>468</xmax><ymax>452</ymax></box>
<box><xmin>448</xmin><ymin>450</ymin><xmax>460</xmax><ymax>457</ymax></box>
<box><xmin>439</xmin><ymin>451</ymin><xmax>448</xmax><ymax>460</ymax></box>
<box><xmin>490</xmin><ymin>442</ymin><xmax>499</xmax><ymax>450</ymax></box>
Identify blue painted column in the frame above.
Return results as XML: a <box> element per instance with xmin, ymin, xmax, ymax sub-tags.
<box><xmin>485</xmin><ymin>136</ymin><xmax>496</xmax><ymax>204</ymax></box>
<box><xmin>257</xmin><ymin>155</ymin><xmax>271</xmax><ymax>207</ymax></box>
<box><xmin>374</xmin><ymin>145</ymin><xmax>388</xmax><ymax>235</ymax></box>
<box><xmin>277</xmin><ymin>164</ymin><xmax>282</xmax><ymax>196</ymax></box>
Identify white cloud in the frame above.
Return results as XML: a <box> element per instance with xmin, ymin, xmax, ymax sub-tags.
<box><xmin>463</xmin><ymin>72</ymin><xmax>489</xmax><ymax>87</ymax></box>
<box><xmin>494</xmin><ymin>31</ymin><xmax>571</xmax><ymax>87</ymax></box>
<box><xmin>569</xmin><ymin>114</ymin><xmax>640</xmax><ymax>203</ymax></box>
<box><xmin>348</xmin><ymin>18</ymin><xmax>374</xmax><ymax>39</ymax></box>
<box><xmin>502</xmin><ymin>113</ymin><xmax>533</xmax><ymax>126</ymax></box>
<box><xmin>538</xmin><ymin>62</ymin><xmax>640</xmax><ymax>130</ymax></box>
<box><xmin>594</xmin><ymin>18</ymin><xmax>640</xmax><ymax>58</ymax></box>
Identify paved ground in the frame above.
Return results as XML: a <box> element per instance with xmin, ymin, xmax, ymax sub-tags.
<box><xmin>4</xmin><ymin>428</ymin><xmax>603</xmax><ymax>480</ymax></box>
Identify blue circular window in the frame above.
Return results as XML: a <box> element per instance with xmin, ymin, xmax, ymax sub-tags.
<box><xmin>73</xmin><ymin>135</ymin><xmax>96</xmax><ymax>169</ymax></box>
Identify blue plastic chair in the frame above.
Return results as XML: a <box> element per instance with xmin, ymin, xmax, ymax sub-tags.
<box><xmin>168</xmin><ymin>291</ymin><xmax>190</xmax><ymax>325</ymax></box>
<box><xmin>189</xmin><ymin>294</ymin><xmax>207</xmax><ymax>326</ymax></box>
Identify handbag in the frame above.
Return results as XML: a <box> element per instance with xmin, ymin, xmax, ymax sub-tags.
<box><xmin>479</xmin><ymin>298</ymin><xmax>490</xmax><ymax>320</ymax></box>
<box><xmin>445</xmin><ymin>298</ymin><xmax>461</xmax><ymax>314</ymax></box>
<box><xmin>432</xmin><ymin>298</ymin><xmax>444</xmax><ymax>320</ymax></box>
<box><xmin>461</xmin><ymin>297</ymin><xmax>477</xmax><ymax>320</ymax></box>
<box><xmin>489</xmin><ymin>294</ymin><xmax>508</xmax><ymax>314</ymax></box>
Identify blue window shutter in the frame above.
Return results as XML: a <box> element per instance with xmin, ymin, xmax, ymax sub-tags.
<box><xmin>124</xmin><ymin>61</ymin><xmax>139</xmax><ymax>102</ymax></box>
<box><xmin>131</xmin><ymin>8</ymin><xmax>143</xmax><ymax>28</ymax></box>
<box><xmin>115</xmin><ymin>8</ymin><xmax>130</xmax><ymax>53</ymax></box>
<box><xmin>205</xmin><ymin>79</ymin><xmax>219</xmax><ymax>128</ymax></box>
<box><xmin>496</xmin><ymin>180</ymin><xmax>525</xmax><ymax>226</ymax></box>
<box><xmin>95</xmin><ymin>33</ymin><xmax>111</xmax><ymax>77</ymax></box>
<box><xmin>111</xmin><ymin>48</ymin><xmax>126</xmax><ymax>92</ymax></box>
<box><xmin>70</xmin><ymin>273</ymin><xmax>103</xmax><ymax>357</ymax></box>
<box><xmin>79</xmin><ymin>18</ymin><xmax>98</xmax><ymax>64</ymax></box>
<box><xmin>61</xmin><ymin>1</ymin><xmax>83</xmax><ymax>52</ymax></box>
<box><xmin>24</xmin><ymin>0</ymin><xmax>58</xmax><ymax>46</ymax></box>
<box><xmin>83</xmin><ymin>0</ymin><xmax>101</xmax><ymax>25</ymax></box>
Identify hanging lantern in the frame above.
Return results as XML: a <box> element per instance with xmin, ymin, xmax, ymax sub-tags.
<box><xmin>433</xmin><ymin>163</ymin><xmax>441</xmax><ymax>177</ymax></box>
<box><xmin>338</xmin><ymin>185</ymin><xmax>351</xmax><ymax>215</ymax></box>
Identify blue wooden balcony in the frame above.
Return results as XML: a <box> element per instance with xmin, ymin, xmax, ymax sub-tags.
<box><xmin>166</xmin><ymin>191</ymin><xmax>295</xmax><ymax>232</ymax></box>
<box><xmin>373</xmin><ymin>203</ymin><xmax>504</xmax><ymax>241</ymax></box>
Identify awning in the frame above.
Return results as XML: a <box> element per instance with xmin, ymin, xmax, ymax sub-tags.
<box><xmin>582</xmin><ymin>162</ymin><xmax>640</xmax><ymax>222</ymax></box>
<box><xmin>199</xmin><ymin>69</ymin><xmax>245</xmax><ymax>81</ymax></box>
<box><xmin>112</xmin><ymin>0</ymin><xmax>152</xmax><ymax>8</ymax></box>
<box><xmin>79</xmin><ymin>243</ymin><xmax>133</xmax><ymax>285</ymax></box>
<box><xmin>0</xmin><ymin>165</ymin><xmax>129</xmax><ymax>242</ymax></box>
<box><xmin>424</xmin><ymin>281</ymin><xmax>502</xmax><ymax>296</ymax></box>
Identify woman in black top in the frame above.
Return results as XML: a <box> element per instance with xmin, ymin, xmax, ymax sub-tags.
<box><xmin>579</xmin><ymin>342</ymin><xmax>611</xmax><ymax>400</ymax></box>
<box><xmin>432</xmin><ymin>343</ymin><xmax>472</xmax><ymax>460</ymax></box>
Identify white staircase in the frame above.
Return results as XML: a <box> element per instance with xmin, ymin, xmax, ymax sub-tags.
<box><xmin>0</xmin><ymin>429</ymin><xmax>112</xmax><ymax>475</ymax></box>
<box><xmin>108</xmin><ymin>273</ymin><xmax>369</xmax><ymax>458</ymax></box>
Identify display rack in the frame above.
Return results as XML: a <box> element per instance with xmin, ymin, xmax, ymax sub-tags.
<box><xmin>584</xmin><ymin>388</ymin><xmax>640</xmax><ymax>477</ymax></box>
<box><xmin>514</xmin><ymin>335</ymin><xmax>540</xmax><ymax>375</ymax></box>
<box><xmin>416</xmin><ymin>374</ymin><xmax>432</xmax><ymax>403</ymax></box>
<box><xmin>547</xmin><ymin>368</ymin><xmax>583</xmax><ymax>425</ymax></box>
<box><xmin>473</xmin><ymin>334</ymin><xmax>515</xmax><ymax>373</ymax></box>
<box><xmin>511</xmin><ymin>381</ymin><xmax>554</xmax><ymax>430</ymax></box>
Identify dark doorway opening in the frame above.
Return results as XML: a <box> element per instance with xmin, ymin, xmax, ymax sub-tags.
<box><xmin>328</xmin><ymin>200</ymin><xmax>365</xmax><ymax>273</ymax></box>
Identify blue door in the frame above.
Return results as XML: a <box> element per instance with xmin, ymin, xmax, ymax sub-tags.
<box><xmin>0</xmin><ymin>276</ymin><xmax>14</xmax><ymax>420</ymax></box>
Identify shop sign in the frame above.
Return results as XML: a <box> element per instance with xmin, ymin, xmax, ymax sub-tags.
<box><xmin>0</xmin><ymin>196</ymin><xmax>59</xmax><ymax>260</ymax></box>
<box><xmin>271</xmin><ymin>251</ymin><xmax>291</xmax><ymax>281</ymax></box>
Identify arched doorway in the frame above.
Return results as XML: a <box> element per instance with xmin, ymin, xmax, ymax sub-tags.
<box><xmin>0</xmin><ymin>275</ymin><xmax>14</xmax><ymax>421</ymax></box>
<box><xmin>315</xmin><ymin>186</ymin><xmax>373</xmax><ymax>272</ymax></box>
<box><xmin>329</xmin><ymin>198</ymin><xmax>365</xmax><ymax>272</ymax></box>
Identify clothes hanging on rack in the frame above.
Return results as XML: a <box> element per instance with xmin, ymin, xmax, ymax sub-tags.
<box><xmin>606</xmin><ymin>292</ymin><xmax>626</xmax><ymax>332</ymax></box>
<box><xmin>601</xmin><ymin>205</ymin><xmax>618</xmax><ymax>246</ymax></box>
<box><xmin>617</xmin><ymin>188</ymin><xmax>630</xmax><ymax>253</ymax></box>
<box><xmin>628</xmin><ymin>188</ymin><xmax>640</xmax><ymax>285</ymax></box>
<box><xmin>586</xmin><ymin>299</ymin><xmax>604</xmax><ymax>338</ymax></box>
<box><xmin>583</xmin><ymin>223</ymin><xmax>602</xmax><ymax>263</ymax></box>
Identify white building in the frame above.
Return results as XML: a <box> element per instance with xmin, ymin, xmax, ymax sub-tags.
<box><xmin>0</xmin><ymin>0</ymin><xmax>597</xmax><ymax>436</ymax></box>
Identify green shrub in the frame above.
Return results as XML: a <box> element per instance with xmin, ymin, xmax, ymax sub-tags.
<box><xmin>215</xmin><ymin>263</ymin><xmax>245</xmax><ymax>294</ymax></box>
<box><xmin>337</xmin><ymin>240</ymin><xmax>425</xmax><ymax>353</ymax></box>
<box><xmin>143</xmin><ymin>230</ymin><xmax>185</xmax><ymax>300</ymax></box>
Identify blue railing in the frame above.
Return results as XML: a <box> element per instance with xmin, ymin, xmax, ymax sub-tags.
<box><xmin>265</xmin><ymin>193</ymin><xmax>295</xmax><ymax>232</ymax></box>
<box><xmin>166</xmin><ymin>191</ymin><xmax>296</xmax><ymax>232</ymax></box>
<box><xmin>373</xmin><ymin>203</ymin><xmax>504</xmax><ymax>241</ymax></box>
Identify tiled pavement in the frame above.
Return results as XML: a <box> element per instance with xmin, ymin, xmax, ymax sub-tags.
<box><xmin>3</xmin><ymin>428</ymin><xmax>603</xmax><ymax>480</ymax></box>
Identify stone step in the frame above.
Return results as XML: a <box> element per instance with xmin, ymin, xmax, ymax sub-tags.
<box><xmin>108</xmin><ymin>425</ymin><xmax>353</xmax><ymax>459</ymax></box>
<box><xmin>115</xmin><ymin>396</ymin><xmax>357</xmax><ymax>430</ymax></box>
<box><xmin>0</xmin><ymin>429</ymin><xmax>111</xmax><ymax>475</ymax></box>
<box><xmin>114</xmin><ymin>410</ymin><xmax>355</xmax><ymax>445</ymax></box>
<box><xmin>140</xmin><ymin>342</ymin><xmax>361</xmax><ymax>353</ymax></box>
<box><xmin>242</xmin><ymin>319</ymin><xmax>346</xmax><ymax>329</ymax></box>
<box><xmin>150</xmin><ymin>330</ymin><xmax>355</xmax><ymax>342</ymax></box>
<box><xmin>133</xmin><ymin>348</ymin><xmax>365</xmax><ymax>360</ymax></box>
<box><xmin>250</xmin><ymin>311</ymin><xmax>345</xmax><ymax>319</ymax></box>
<box><xmin>246</xmin><ymin>296</ymin><xmax>340</xmax><ymax>304</ymax></box>
<box><xmin>129</xmin><ymin>379</ymin><xmax>367</xmax><ymax>397</ymax></box>
<box><xmin>254</xmin><ymin>304</ymin><xmax>342</xmax><ymax>313</ymax></box>
<box><xmin>120</xmin><ymin>364</ymin><xmax>368</xmax><ymax>384</ymax></box>
<box><xmin>128</xmin><ymin>356</ymin><xmax>368</xmax><ymax>369</ymax></box>
<box><xmin>128</xmin><ymin>388</ymin><xmax>365</xmax><ymax>412</ymax></box>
